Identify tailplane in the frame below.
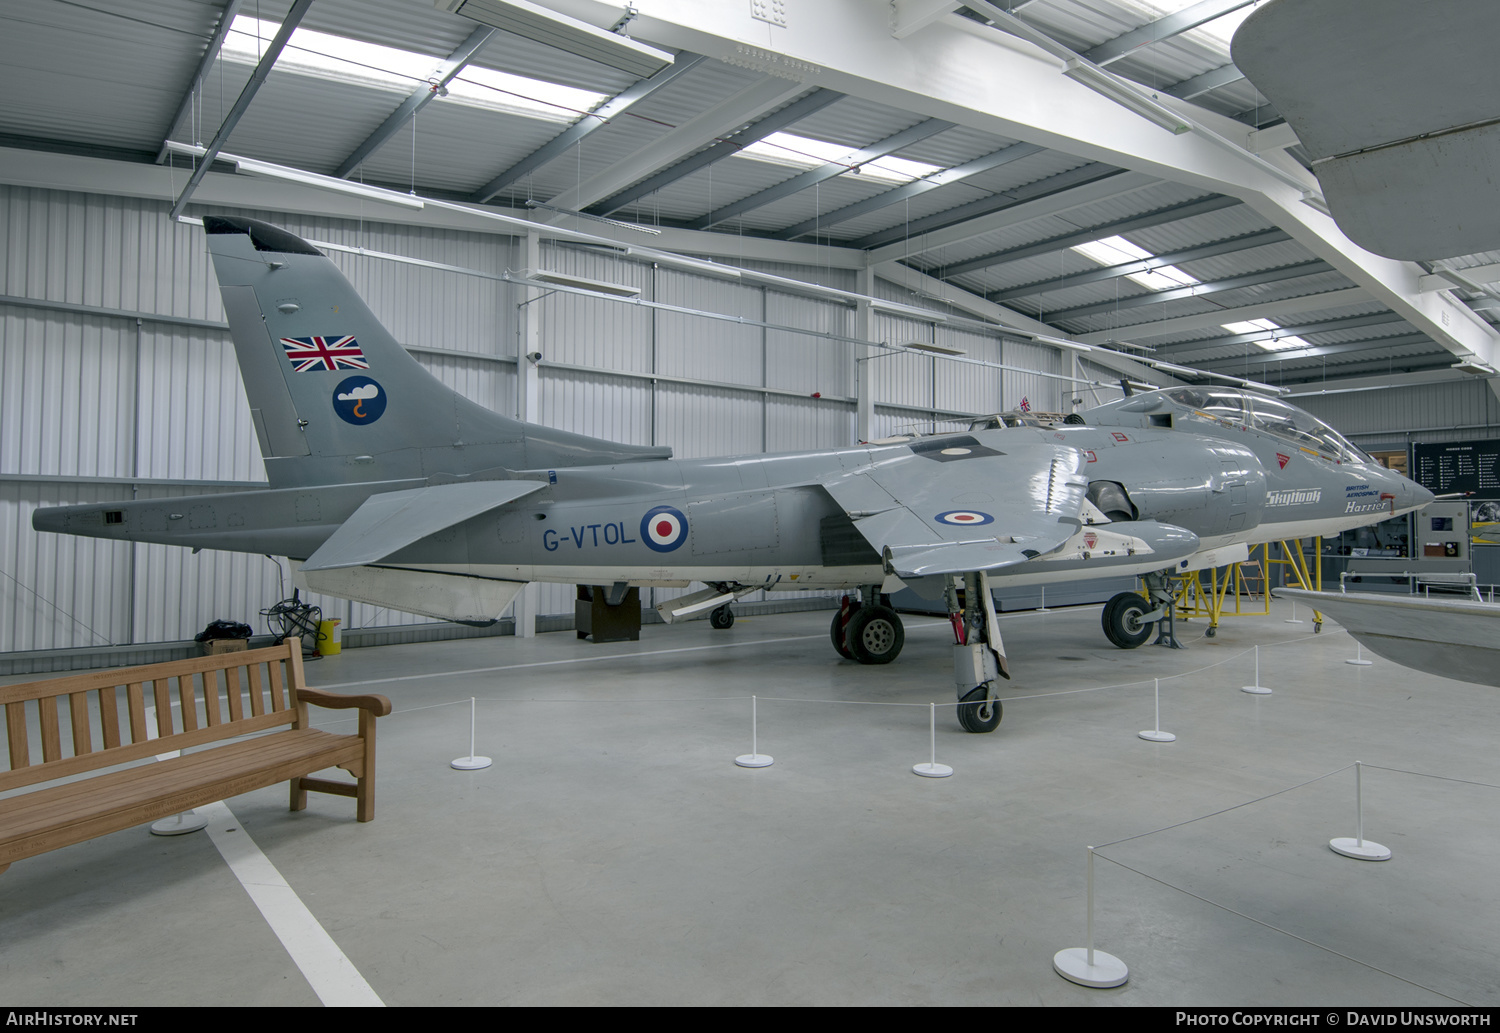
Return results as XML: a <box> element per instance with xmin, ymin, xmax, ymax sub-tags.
<box><xmin>203</xmin><ymin>216</ymin><xmax>669</xmax><ymax>488</ymax></box>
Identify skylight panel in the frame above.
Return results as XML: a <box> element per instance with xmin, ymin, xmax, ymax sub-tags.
<box><xmin>1071</xmin><ymin>235</ymin><xmax>1199</xmax><ymax>292</ymax></box>
<box><xmin>1133</xmin><ymin>1</ymin><xmax>1265</xmax><ymax>55</ymax></box>
<box><xmin>221</xmin><ymin>17</ymin><xmax>607</xmax><ymax>124</ymax></box>
<box><xmin>739</xmin><ymin>132</ymin><xmax>941</xmax><ymax>184</ymax></box>
<box><xmin>1221</xmin><ymin>318</ymin><xmax>1308</xmax><ymax>351</ymax></box>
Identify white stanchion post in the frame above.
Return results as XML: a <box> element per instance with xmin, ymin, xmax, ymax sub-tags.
<box><xmin>736</xmin><ymin>695</ymin><xmax>773</xmax><ymax>768</ymax></box>
<box><xmin>1038</xmin><ymin>586</ymin><xmax>1049</xmax><ymax>613</ymax></box>
<box><xmin>1139</xmin><ymin>678</ymin><xmax>1176</xmax><ymax>742</ymax></box>
<box><xmin>1053</xmin><ymin>846</ymin><xmax>1128</xmax><ymax>987</ymax></box>
<box><xmin>1285</xmin><ymin>600</ymin><xmax>1303</xmax><ymax>624</ymax></box>
<box><xmin>451</xmin><ymin>697</ymin><xmax>492</xmax><ymax>770</ymax></box>
<box><xmin>1346</xmin><ymin>642</ymin><xmax>1373</xmax><ymax>666</ymax></box>
<box><xmin>1330</xmin><ymin>761</ymin><xmax>1391</xmax><ymax>860</ymax></box>
<box><xmin>913</xmin><ymin>702</ymin><xmax>953</xmax><ymax>777</ymax></box>
<box><xmin>146</xmin><ymin>703</ymin><xmax>208</xmax><ymax>836</ymax></box>
<box><xmin>1241</xmin><ymin>644</ymin><xmax>1271</xmax><ymax>694</ymax></box>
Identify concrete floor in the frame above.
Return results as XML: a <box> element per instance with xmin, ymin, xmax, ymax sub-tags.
<box><xmin>2</xmin><ymin>599</ymin><xmax>1497</xmax><ymax>1007</ymax></box>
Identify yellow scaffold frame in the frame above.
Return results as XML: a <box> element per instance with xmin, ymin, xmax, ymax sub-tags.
<box><xmin>1166</xmin><ymin>540</ymin><xmax>1325</xmax><ymax>635</ymax></box>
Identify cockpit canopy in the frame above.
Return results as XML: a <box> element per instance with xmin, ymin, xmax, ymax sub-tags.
<box><xmin>1089</xmin><ymin>387</ymin><xmax>1370</xmax><ymax>465</ymax></box>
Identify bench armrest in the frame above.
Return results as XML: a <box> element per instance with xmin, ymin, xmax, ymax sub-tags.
<box><xmin>297</xmin><ymin>688</ymin><xmax>393</xmax><ymax>716</ymax></box>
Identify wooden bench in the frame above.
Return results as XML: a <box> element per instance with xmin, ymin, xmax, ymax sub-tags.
<box><xmin>0</xmin><ymin>641</ymin><xmax>391</xmax><ymax>874</ymax></box>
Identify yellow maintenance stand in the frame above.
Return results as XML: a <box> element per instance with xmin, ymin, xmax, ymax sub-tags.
<box><xmin>1166</xmin><ymin>540</ymin><xmax>1325</xmax><ymax>637</ymax></box>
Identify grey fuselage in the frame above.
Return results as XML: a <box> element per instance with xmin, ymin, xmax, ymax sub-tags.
<box><xmin>37</xmin><ymin>393</ymin><xmax>1429</xmax><ymax>594</ymax></box>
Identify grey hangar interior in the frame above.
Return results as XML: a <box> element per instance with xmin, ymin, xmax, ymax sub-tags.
<box><xmin>1</xmin><ymin>0</ymin><xmax>1498</xmax><ymax>1010</ymax></box>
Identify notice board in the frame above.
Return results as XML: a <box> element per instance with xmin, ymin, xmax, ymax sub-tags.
<box><xmin>1412</xmin><ymin>439</ymin><xmax>1500</xmax><ymax>501</ymax></box>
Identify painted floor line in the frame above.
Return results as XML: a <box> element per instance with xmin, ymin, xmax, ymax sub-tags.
<box><xmin>144</xmin><ymin>708</ymin><xmax>381</xmax><ymax>1006</ymax></box>
<box><xmin>199</xmin><ymin>800</ymin><xmax>385</xmax><ymax>1007</ymax></box>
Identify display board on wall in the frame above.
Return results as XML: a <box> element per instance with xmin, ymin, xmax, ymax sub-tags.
<box><xmin>1412</xmin><ymin>440</ymin><xmax>1500</xmax><ymax>500</ymax></box>
<box><xmin>1412</xmin><ymin>440</ymin><xmax>1500</xmax><ymax>546</ymax></box>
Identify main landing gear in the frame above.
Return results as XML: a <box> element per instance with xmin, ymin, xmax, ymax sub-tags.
<box><xmin>1101</xmin><ymin>572</ymin><xmax>1181</xmax><ymax>650</ymax></box>
<box><xmin>948</xmin><ymin>571</ymin><xmax>1008</xmax><ymax>733</ymax></box>
<box><xmin>830</xmin><ymin>588</ymin><xmax>905</xmax><ymax>664</ymax></box>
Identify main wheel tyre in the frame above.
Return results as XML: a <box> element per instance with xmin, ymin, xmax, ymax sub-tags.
<box><xmin>847</xmin><ymin>605</ymin><xmax>905</xmax><ymax>665</ymax></box>
<box><xmin>1102</xmin><ymin>591</ymin><xmax>1154</xmax><ymax>649</ymax></box>
<box><xmin>830</xmin><ymin>607</ymin><xmax>856</xmax><ymax>660</ymax></box>
<box><xmin>957</xmin><ymin>685</ymin><xmax>1002</xmax><ymax>733</ymax></box>
<box><xmin>709</xmin><ymin>605</ymin><xmax>734</xmax><ymax>630</ymax></box>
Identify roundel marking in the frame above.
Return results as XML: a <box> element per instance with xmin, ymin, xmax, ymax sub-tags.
<box><xmin>332</xmin><ymin>375</ymin><xmax>386</xmax><ymax>425</ymax></box>
<box><xmin>936</xmin><ymin>509</ymin><xmax>994</xmax><ymax>526</ymax></box>
<box><xmin>641</xmin><ymin>505</ymin><xmax>689</xmax><ymax>552</ymax></box>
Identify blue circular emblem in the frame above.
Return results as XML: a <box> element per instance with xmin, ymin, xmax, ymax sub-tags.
<box><xmin>332</xmin><ymin>376</ymin><xmax>386</xmax><ymax>425</ymax></box>
<box><xmin>641</xmin><ymin>505</ymin><xmax>689</xmax><ymax>552</ymax></box>
<box><xmin>935</xmin><ymin>510</ymin><xmax>994</xmax><ymax>527</ymax></box>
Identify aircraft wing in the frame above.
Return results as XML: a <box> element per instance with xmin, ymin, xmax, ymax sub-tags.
<box><xmin>823</xmin><ymin>439</ymin><xmax>1091</xmax><ymax>578</ymax></box>
<box><xmin>301</xmin><ymin>479</ymin><xmax>544</xmax><ymax>571</ymax></box>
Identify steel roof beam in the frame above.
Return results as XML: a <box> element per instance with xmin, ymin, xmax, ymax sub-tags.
<box><xmin>688</xmin><ymin>117</ymin><xmax>953</xmax><ymax>230</ymax></box>
<box><xmin>936</xmin><ymin>194</ymin><xmax>1242</xmax><ymax>279</ymax></box>
<box><xmin>1179</xmin><ymin>334</ymin><xmax>1435</xmax><ymax>370</ymax></box>
<box><xmin>1154</xmin><ymin>312</ymin><xmax>1411</xmax><ymax>355</ymax></box>
<box><xmin>539</xmin><ymin>0</ymin><xmax>1498</xmax><ymax>370</ymax></box>
<box><xmin>1164</xmin><ymin>63</ymin><xmax>1245</xmax><ymax>101</ymax></box>
<box><xmin>1041</xmin><ymin>260</ymin><xmax>1333</xmax><ymax>323</ymax></box>
<box><xmin>168</xmin><ymin>0</ymin><xmax>314</xmax><ymax>221</ymax></box>
<box><xmin>861</xmin><ymin>167</ymin><xmax>1149</xmax><ymax>259</ymax></box>
<box><xmin>1274</xmin><ymin>353</ymin><xmax>1459</xmax><ymax>382</ymax></box>
<box><xmin>155</xmin><ymin>0</ymin><xmax>243</xmax><ymax>164</ymax></box>
<box><xmin>987</xmin><ymin>228</ymin><xmax>1292</xmax><ymax>303</ymax></box>
<box><xmin>335</xmin><ymin>25</ymin><xmax>496</xmax><ymax>180</ymax></box>
<box><xmin>1075</xmin><ymin>287</ymin><xmax>1373</xmax><ymax>343</ymax></box>
<box><xmin>575</xmin><ymin>86</ymin><xmax>842</xmax><ymax>217</ymax></box>
<box><xmin>1082</xmin><ymin>0</ymin><xmax>1259</xmax><ymax>67</ymax></box>
<box><xmin>773</xmin><ymin>141</ymin><xmax>1048</xmax><ymax>241</ymax></box>
<box><xmin>468</xmin><ymin>51</ymin><xmax>706</xmax><ymax>203</ymax></box>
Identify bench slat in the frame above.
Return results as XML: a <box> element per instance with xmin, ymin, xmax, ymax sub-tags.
<box><xmin>98</xmin><ymin>687</ymin><xmax>121</xmax><ymax>750</ymax></box>
<box><xmin>0</xmin><ymin>708</ymin><xmax>298</xmax><ymax>795</ymax></box>
<box><xmin>6</xmin><ymin>702</ymin><xmax>28</xmax><ymax>770</ymax></box>
<box><xmin>126</xmin><ymin>683</ymin><xmax>146</xmax><ymax>745</ymax></box>
<box><xmin>0</xmin><ymin>732</ymin><xmax>365</xmax><ymax>866</ymax></box>
<box><xmin>38</xmin><ymin>696</ymin><xmax>61</xmax><ymax>764</ymax></box>
<box><xmin>70</xmin><ymin>692</ymin><xmax>92</xmax><ymax>756</ymax></box>
<box><xmin>152</xmin><ymin>680</ymin><xmax>171</xmax><ymax>738</ymax></box>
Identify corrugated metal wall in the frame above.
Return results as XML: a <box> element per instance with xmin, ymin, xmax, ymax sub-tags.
<box><xmin>0</xmin><ymin>184</ymin><xmax>1085</xmax><ymax>659</ymax></box>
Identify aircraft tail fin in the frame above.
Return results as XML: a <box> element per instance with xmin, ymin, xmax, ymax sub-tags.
<box><xmin>202</xmin><ymin>216</ymin><xmax>669</xmax><ymax>488</ymax></box>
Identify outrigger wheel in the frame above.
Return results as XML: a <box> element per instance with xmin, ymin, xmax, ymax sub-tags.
<box><xmin>957</xmin><ymin>685</ymin><xmax>1002</xmax><ymax>733</ymax></box>
<box><xmin>709</xmin><ymin>605</ymin><xmax>735</xmax><ymax>630</ymax></box>
<box><xmin>1102</xmin><ymin>591</ymin><xmax>1155</xmax><ymax>649</ymax></box>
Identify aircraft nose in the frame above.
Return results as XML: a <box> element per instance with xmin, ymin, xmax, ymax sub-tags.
<box><xmin>1406</xmin><ymin>478</ymin><xmax>1434</xmax><ymax>508</ymax></box>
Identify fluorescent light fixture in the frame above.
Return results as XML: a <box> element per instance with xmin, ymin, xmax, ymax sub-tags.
<box><xmin>1453</xmin><ymin>359</ymin><xmax>1498</xmax><ymax>376</ymax></box>
<box><xmin>870</xmin><ymin>298</ymin><xmax>949</xmax><ymax>322</ymax></box>
<box><xmin>160</xmin><ymin>142</ymin><xmax>427</xmax><ymax>210</ymax></box>
<box><xmin>1062</xmin><ymin>59</ymin><xmax>1192</xmax><ymax>135</ymax></box>
<box><xmin>1222</xmin><ymin>318</ymin><xmax>1310</xmax><ymax>352</ymax></box>
<box><xmin>520</xmin><ymin>269</ymin><xmax>641</xmax><ymax>297</ymax></box>
<box><xmin>1147</xmin><ymin>359</ymin><xmax>1200</xmax><ymax>376</ymax></box>
<box><xmin>1072</xmin><ymin>235</ymin><xmax>1200</xmax><ymax>291</ymax></box>
<box><xmin>524</xmin><ymin>199</ymin><xmax>662</xmax><ymax>234</ymax></box>
<box><xmin>628</xmin><ymin>249</ymin><xmax>741</xmax><ymax>279</ymax></box>
<box><xmin>1032</xmin><ymin>335</ymin><xmax>1093</xmax><ymax>352</ymax></box>
<box><xmin>437</xmin><ymin>0</ymin><xmax>673</xmax><ymax>78</ymax></box>
<box><xmin>901</xmin><ymin>341</ymin><xmax>966</xmax><ymax>356</ymax></box>
<box><xmin>739</xmin><ymin>132</ymin><xmax>943</xmax><ymax>184</ymax></box>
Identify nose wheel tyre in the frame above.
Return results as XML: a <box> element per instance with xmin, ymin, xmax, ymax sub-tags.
<box><xmin>709</xmin><ymin>605</ymin><xmax>735</xmax><ymax>630</ymax></box>
<box><xmin>847</xmin><ymin>604</ymin><xmax>905</xmax><ymax>665</ymax></box>
<box><xmin>957</xmin><ymin>685</ymin><xmax>1002</xmax><ymax>733</ymax></box>
<box><xmin>1102</xmin><ymin>591</ymin><xmax>1154</xmax><ymax>649</ymax></box>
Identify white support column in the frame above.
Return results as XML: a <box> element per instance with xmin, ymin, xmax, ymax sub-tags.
<box><xmin>856</xmin><ymin>263</ymin><xmax>876</xmax><ymax>444</ymax></box>
<box><xmin>513</xmin><ymin>231</ymin><xmax>543</xmax><ymax>639</ymax></box>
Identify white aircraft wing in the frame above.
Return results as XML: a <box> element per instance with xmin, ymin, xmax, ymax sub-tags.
<box><xmin>301</xmin><ymin>479</ymin><xmax>545</xmax><ymax>571</ymax></box>
<box><xmin>823</xmin><ymin>438</ymin><xmax>1091</xmax><ymax>578</ymax></box>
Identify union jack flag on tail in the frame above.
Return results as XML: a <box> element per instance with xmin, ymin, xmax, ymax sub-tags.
<box><xmin>280</xmin><ymin>336</ymin><xmax>368</xmax><ymax>372</ymax></box>
<box><xmin>1019</xmin><ymin>396</ymin><xmax>1030</xmax><ymax>413</ymax></box>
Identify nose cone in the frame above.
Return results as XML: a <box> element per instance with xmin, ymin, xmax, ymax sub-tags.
<box><xmin>1409</xmin><ymin>479</ymin><xmax>1435</xmax><ymax>508</ymax></box>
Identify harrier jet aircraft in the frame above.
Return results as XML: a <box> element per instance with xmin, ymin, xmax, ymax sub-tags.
<box><xmin>33</xmin><ymin>217</ymin><xmax>1433</xmax><ymax>732</ymax></box>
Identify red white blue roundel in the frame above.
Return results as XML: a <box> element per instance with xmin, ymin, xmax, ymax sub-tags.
<box><xmin>641</xmin><ymin>505</ymin><xmax>689</xmax><ymax>552</ymax></box>
<box><xmin>936</xmin><ymin>509</ymin><xmax>994</xmax><ymax>527</ymax></box>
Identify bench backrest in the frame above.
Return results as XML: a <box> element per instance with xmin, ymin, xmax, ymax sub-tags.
<box><xmin>0</xmin><ymin>641</ymin><xmax>308</xmax><ymax>793</ymax></box>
